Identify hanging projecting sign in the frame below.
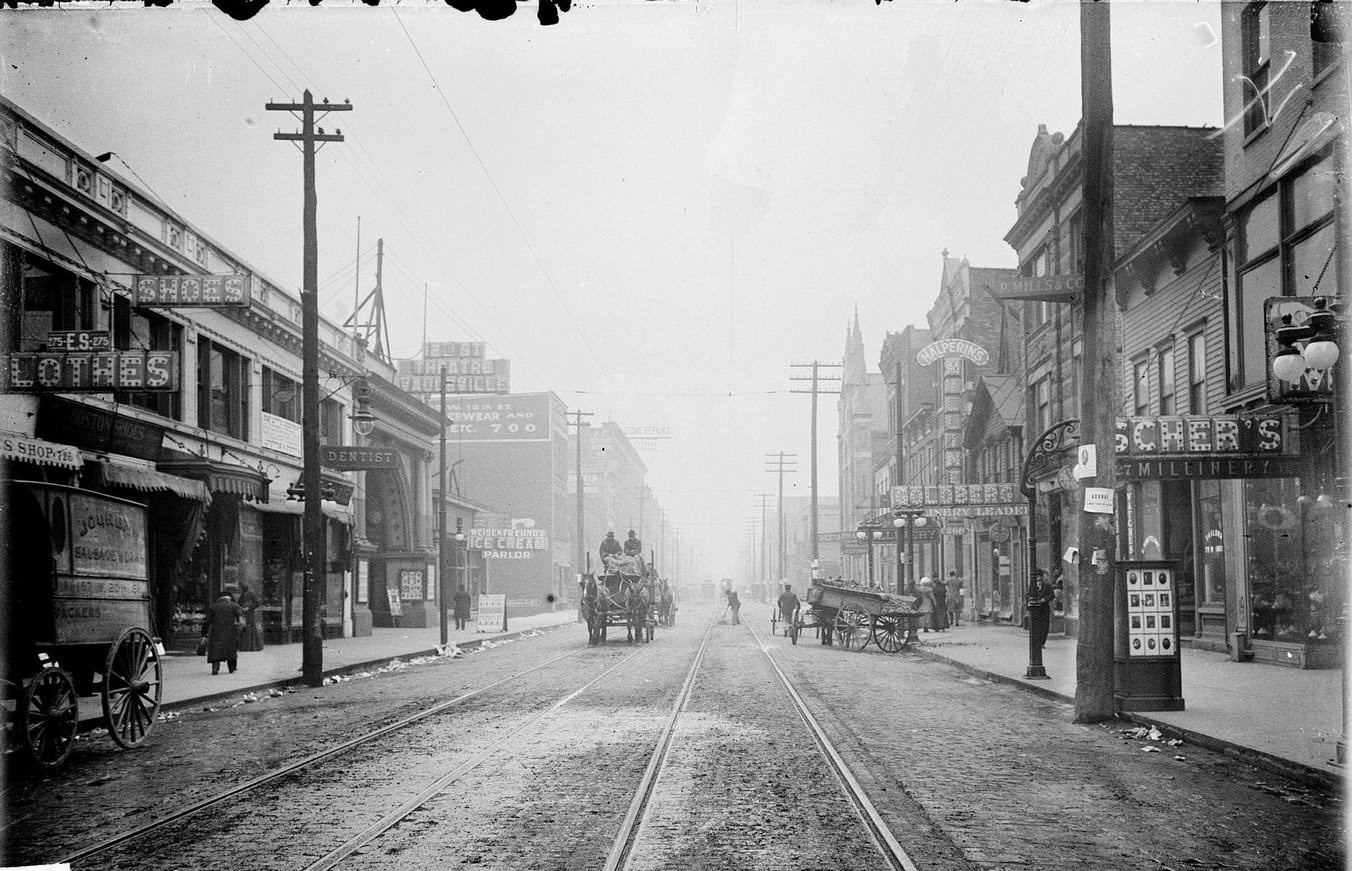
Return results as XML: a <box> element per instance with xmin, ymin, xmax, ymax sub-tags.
<box><xmin>133</xmin><ymin>274</ymin><xmax>251</xmax><ymax>308</ymax></box>
<box><xmin>7</xmin><ymin>352</ymin><xmax>178</xmax><ymax>392</ymax></box>
<box><xmin>986</xmin><ymin>274</ymin><xmax>1084</xmax><ymax>303</ymax></box>
<box><xmin>45</xmin><ymin>331</ymin><xmax>111</xmax><ymax>351</ymax></box>
<box><xmin>320</xmin><ymin>445</ymin><xmax>401</xmax><ymax>470</ymax></box>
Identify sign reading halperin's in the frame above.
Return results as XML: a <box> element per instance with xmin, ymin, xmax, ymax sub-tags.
<box><xmin>320</xmin><ymin>445</ymin><xmax>400</xmax><ymax>470</ymax></box>
<box><xmin>133</xmin><ymin>274</ymin><xmax>251</xmax><ymax>307</ymax></box>
<box><xmin>8</xmin><ymin>351</ymin><xmax>178</xmax><ymax>392</ymax></box>
<box><xmin>915</xmin><ymin>338</ymin><xmax>990</xmax><ymax>367</ymax></box>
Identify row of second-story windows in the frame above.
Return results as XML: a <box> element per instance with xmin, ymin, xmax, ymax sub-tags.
<box><xmin>1021</xmin><ymin>210</ymin><xmax>1085</xmax><ymax>330</ymax></box>
<box><xmin>976</xmin><ymin>437</ymin><xmax>1019</xmax><ymax>485</ymax></box>
<box><xmin>6</xmin><ymin>245</ymin><xmax>345</xmax><ymax>446</ymax></box>
<box><xmin>1131</xmin><ymin>330</ymin><xmax>1210</xmax><ymax>417</ymax></box>
<box><xmin>1228</xmin><ymin>151</ymin><xmax>1336</xmax><ymax>392</ymax></box>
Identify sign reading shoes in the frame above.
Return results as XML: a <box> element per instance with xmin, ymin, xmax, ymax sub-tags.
<box><xmin>133</xmin><ymin>274</ymin><xmax>251</xmax><ymax>308</ymax></box>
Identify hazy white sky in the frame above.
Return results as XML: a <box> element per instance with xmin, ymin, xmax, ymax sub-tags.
<box><xmin>2</xmin><ymin>0</ymin><xmax>1223</xmax><ymax>572</ymax></box>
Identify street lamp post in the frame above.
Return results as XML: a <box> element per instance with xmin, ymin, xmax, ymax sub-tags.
<box><xmin>855</xmin><ymin>528</ymin><xmax>877</xmax><ymax>587</ymax></box>
<box><xmin>892</xmin><ymin>510</ymin><xmax>927</xmax><ymax>643</ymax></box>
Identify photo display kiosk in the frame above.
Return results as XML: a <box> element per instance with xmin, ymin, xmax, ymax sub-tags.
<box><xmin>1115</xmin><ymin>560</ymin><xmax>1185</xmax><ymax>712</ymax></box>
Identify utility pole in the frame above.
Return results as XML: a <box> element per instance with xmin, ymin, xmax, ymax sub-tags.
<box><xmin>267</xmin><ymin>90</ymin><xmax>351</xmax><ymax>689</ymax></box>
<box><xmin>567</xmin><ymin>410</ymin><xmax>593</xmax><ymax>586</ymax></box>
<box><xmin>894</xmin><ymin>360</ymin><xmax>906</xmax><ymax>592</ymax></box>
<box><xmin>1075</xmin><ymin>0</ymin><xmax>1117</xmax><ymax>723</ymax></box>
<box><xmin>438</xmin><ymin>366</ymin><xmax>448</xmax><ymax>647</ymax></box>
<box><xmin>754</xmin><ymin>494</ymin><xmax>774</xmax><ymax>590</ymax></box>
<box><xmin>790</xmin><ymin>362</ymin><xmax>841</xmax><ymax>564</ymax></box>
<box><xmin>764</xmin><ymin>452</ymin><xmax>798</xmax><ymax>583</ymax></box>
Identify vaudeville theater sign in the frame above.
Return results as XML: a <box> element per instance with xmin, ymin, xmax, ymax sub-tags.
<box><xmin>1113</xmin><ymin>415</ymin><xmax>1305</xmax><ymax>479</ymax></box>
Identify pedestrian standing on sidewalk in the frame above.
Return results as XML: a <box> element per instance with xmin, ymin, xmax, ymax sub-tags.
<box><xmin>946</xmin><ymin>571</ymin><xmax>965</xmax><ymax>626</ymax></box>
<box><xmin>452</xmin><ymin>584</ymin><xmax>473</xmax><ymax>631</ymax></box>
<box><xmin>916</xmin><ymin>577</ymin><xmax>936</xmax><ymax>633</ymax></box>
<box><xmin>237</xmin><ymin>582</ymin><xmax>264</xmax><ymax>651</ymax></box>
<box><xmin>1027</xmin><ymin>569</ymin><xmax>1056</xmax><ymax>652</ymax></box>
<box><xmin>205</xmin><ymin>592</ymin><xmax>243</xmax><ymax>676</ymax></box>
<box><xmin>931</xmin><ymin>575</ymin><xmax>949</xmax><ymax>631</ymax></box>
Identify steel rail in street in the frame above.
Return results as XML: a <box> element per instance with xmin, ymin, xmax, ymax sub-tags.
<box><xmin>748</xmin><ymin>620</ymin><xmax>922</xmax><ymax>871</ymax></box>
<box><xmin>602</xmin><ymin>616</ymin><xmax>718</xmax><ymax>871</ymax></box>
<box><xmin>60</xmin><ymin>647</ymin><xmax>592</xmax><ymax>867</ymax></box>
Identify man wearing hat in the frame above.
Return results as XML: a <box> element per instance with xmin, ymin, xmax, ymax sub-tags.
<box><xmin>1027</xmin><ymin>569</ymin><xmax>1057</xmax><ymax>651</ymax></box>
<box><xmin>623</xmin><ymin>530</ymin><xmax>643</xmax><ymax>557</ymax></box>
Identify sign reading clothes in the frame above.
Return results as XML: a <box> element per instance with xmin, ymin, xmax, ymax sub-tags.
<box><xmin>133</xmin><ymin>274</ymin><xmax>251</xmax><ymax>307</ymax></box>
<box><xmin>8</xmin><ymin>351</ymin><xmax>178</xmax><ymax>392</ymax></box>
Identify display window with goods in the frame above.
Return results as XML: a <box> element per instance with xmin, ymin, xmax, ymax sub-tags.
<box><xmin>1242</xmin><ymin>476</ymin><xmax>1343</xmax><ymax>645</ymax></box>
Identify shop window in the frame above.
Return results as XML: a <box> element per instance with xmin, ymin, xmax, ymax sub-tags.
<box><xmin>1241</xmin><ymin>2</ymin><xmax>1272</xmax><ymax>137</ymax></box>
<box><xmin>1158</xmin><ymin>346</ymin><xmax>1176</xmax><ymax>415</ymax></box>
<box><xmin>1230</xmin><ymin>155</ymin><xmax>1338</xmax><ymax>391</ymax></box>
<box><xmin>112</xmin><ymin>296</ymin><xmax>183</xmax><ymax>419</ymax></box>
<box><xmin>196</xmin><ymin>338</ymin><xmax>250</xmax><ymax>440</ymax></box>
<box><xmin>1244</xmin><ymin>477</ymin><xmax>1342</xmax><ymax>643</ymax></box>
<box><xmin>1187</xmin><ymin>331</ymin><xmax>1207</xmax><ymax>414</ymax></box>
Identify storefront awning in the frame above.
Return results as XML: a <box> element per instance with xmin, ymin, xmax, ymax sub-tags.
<box><xmin>0</xmin><ymin>431</ymin><xmax>82</xmax><ymax>470</ymax></box>
<box><xmin>91</xmin><ymin>457</ymin><xmax>212</xmax><ymax>504</ymax></box>
<box><xmin>252</xmin><ymin>490</ymin><xmax>354</xmax><ymax>524</ymax></box>
<box><xmin>158</xmin><ymin>454</ymin><xmax>270</xmax><ymax>503</ymax></box>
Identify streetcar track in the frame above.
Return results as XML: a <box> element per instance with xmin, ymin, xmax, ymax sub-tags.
<box><xmin>747</xmin><ymin>618</ymin><xmax>921</xmax><ymax>871</ymax></box>
<box><xmin>61</xmin><ymin>646</ymin><xmax>597</xmax><ymax>867</ymax></box>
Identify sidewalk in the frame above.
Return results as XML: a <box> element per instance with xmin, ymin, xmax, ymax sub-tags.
<box><xmin>908</xmin><ymin>621</ymin><xmax>1344</xmax><ymax>789</ymax></box>
<box><xmin>154</xmin><ymin>609</ymin><xmax>580</xmax><ymax>710</ymax></box>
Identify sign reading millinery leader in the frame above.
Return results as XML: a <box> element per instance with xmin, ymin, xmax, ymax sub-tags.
<box><xmin>7</xmin><ymin>351</ymin><xmax>178</xmax><ymax>392</ymax></box>
<box><xmin>133</xmin><ymin>274</ymin><xmax>251</xmax><ymax>308</ymax></box>
<box><xmin>915</xmin><ymin>338</ymin><xmax>990</xmax><ymax>367</ymax></box>
<box><xmin>320</xmin><ymin>445</ymin><xmax>401</xmax><ymax>470</ymax></box>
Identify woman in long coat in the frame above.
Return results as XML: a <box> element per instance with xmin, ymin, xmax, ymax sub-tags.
<box><xmin>237</xmin><ymin>582</ymin><xmax>264</xmax><ymax>651</ymax></box>
<box><xmin>915</xmin><ymin>577</ymin><xmax>937</xmax><ymax>633</ymax></box>
<box><xmin>205</xmin><ymin>593</ymin><xmax>243</xmax><ymax>675</ymax></box>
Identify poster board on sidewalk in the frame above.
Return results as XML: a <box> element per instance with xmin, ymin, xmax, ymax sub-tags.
<box><xmin>386</xmin><ymin>588</ymin><xmax>403</xmax><ymax>617</ymax></box>
<box><xmin>477</xmin><ymin>594</ymin><xmax>506</xmax><ymax>633</ymax></box>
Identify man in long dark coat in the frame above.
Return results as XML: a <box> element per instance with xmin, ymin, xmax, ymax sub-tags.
<box><xmin>205</xmin><ymin>593</ymin><xmax>243</xmax><ymax>675</ymax></box>
<box><xmin>452</xmin><ymin>584</ymin><xmax>473</xmax><ymax>631</ymax></box>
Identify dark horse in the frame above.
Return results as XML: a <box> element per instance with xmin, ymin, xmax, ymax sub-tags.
<box><xmin>581</xmin><ymin>573</ymin><xmax>648</xmax><ymax>645</ymax></box>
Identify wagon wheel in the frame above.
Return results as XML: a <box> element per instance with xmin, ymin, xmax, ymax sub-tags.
<box><xmin>789</xmin><ymin>612</ymin><xmax>800</xmax><ymax>645</ymax></box>
<box><xmin>20</xmin><ymin>667</ymin><xmax>79</xmax><ymax>770</ymax></box>
<box><xmin>834</xmin><ymin>607</ymin><xmax>869</xmax><ymax>651</ymax></box>
<box><xmin>102</xmin><ymin>627</ymin><xmax>162</xmax><ymax>749</ymax></box>
<box><xmin>770</xmin><ymin>610</ymin><xmax>779</xmax><ymax>635</ymax></box>
<box><xmin>872</xmin><ymin>614</ymin><xmax>910</xmax><ymax>654</ymax></box>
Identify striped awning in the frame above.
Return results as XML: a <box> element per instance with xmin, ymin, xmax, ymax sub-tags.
<box><xmin>157</xmin><ymin>454</ymin><xmax>270</xmax><ymax>503</ymax></box>
<box><xmin>91</xmin><ymin>458</ymin><xmax>211</xmax><ymax>504</ymax></box>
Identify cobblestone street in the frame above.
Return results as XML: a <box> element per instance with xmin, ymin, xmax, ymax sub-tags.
<box><xmin>3</xmin><ymin>604</ymin><xmax>1341</xmax><ymax>870</ymax></box>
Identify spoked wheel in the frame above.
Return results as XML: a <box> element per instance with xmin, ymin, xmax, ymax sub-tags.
<box><xmin>789</xmin><ymin>612</ymin><xmax>800</xmax><ymax>645</ymax></box>
<box><xmin>872</xmin><ymin>614</ymin><xmax>910</xmax><ymax>653</ymax></box>
<box><xmin>770</xmin><ymin>611</ymin><xmax>779</xmax><ymax>635</ymax></box>
<box><xmin>102</xmin><ymin>627</ymin><xmax>162</xmax><ymax>749</ymax></box>
<box><xmin>21</xmin><ymin>667</ymin><xmax>79</xmax><ymax>770</ymax></box>
<box><xmin>835</xmin><ymin>607</ymin><xmax>870</xmax><ymax>651</ymax></box>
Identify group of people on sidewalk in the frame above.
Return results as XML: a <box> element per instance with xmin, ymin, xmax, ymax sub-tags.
<box><xmin>912</xmin><ymin>571</ymin><xmax>966</xmax><ymax>632</ymax></box>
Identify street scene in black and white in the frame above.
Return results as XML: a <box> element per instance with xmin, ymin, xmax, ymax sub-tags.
<box><xmin>0</xmin><ymin>1</ymin><xmax>1347</xmax><ymax>869</ymax></box>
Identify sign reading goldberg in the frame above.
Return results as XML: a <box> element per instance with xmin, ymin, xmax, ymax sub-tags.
<box><xmin>133</xmin><ymin>274</ymin><xmax>251</xmax><ymax>308</ymax></box>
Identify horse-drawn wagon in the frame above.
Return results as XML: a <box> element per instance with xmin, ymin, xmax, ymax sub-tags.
<box><xmin>3</xmin><ymin>481</ymin><xmax>165</xmax><ymax>769</ymax></box>
<box><xmin>772</xmin><ymin>578</ymin><xmax>921</xmax><ymax>653</ymax></box>
<box><xmin>581</xmin><ymin>554</ymin><xmax>657</xmax><ymax>645</ymax></box>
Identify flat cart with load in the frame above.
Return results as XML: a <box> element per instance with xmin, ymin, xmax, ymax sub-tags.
<box><xmin>2</xmin><ymin>482</ymin><xmax>164</xmax><ymax>769</ymax></box>
<box><xmin>780</xmin><ymin>578</ymin><xmax>921</xmax><ymax>653</ymax></box>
